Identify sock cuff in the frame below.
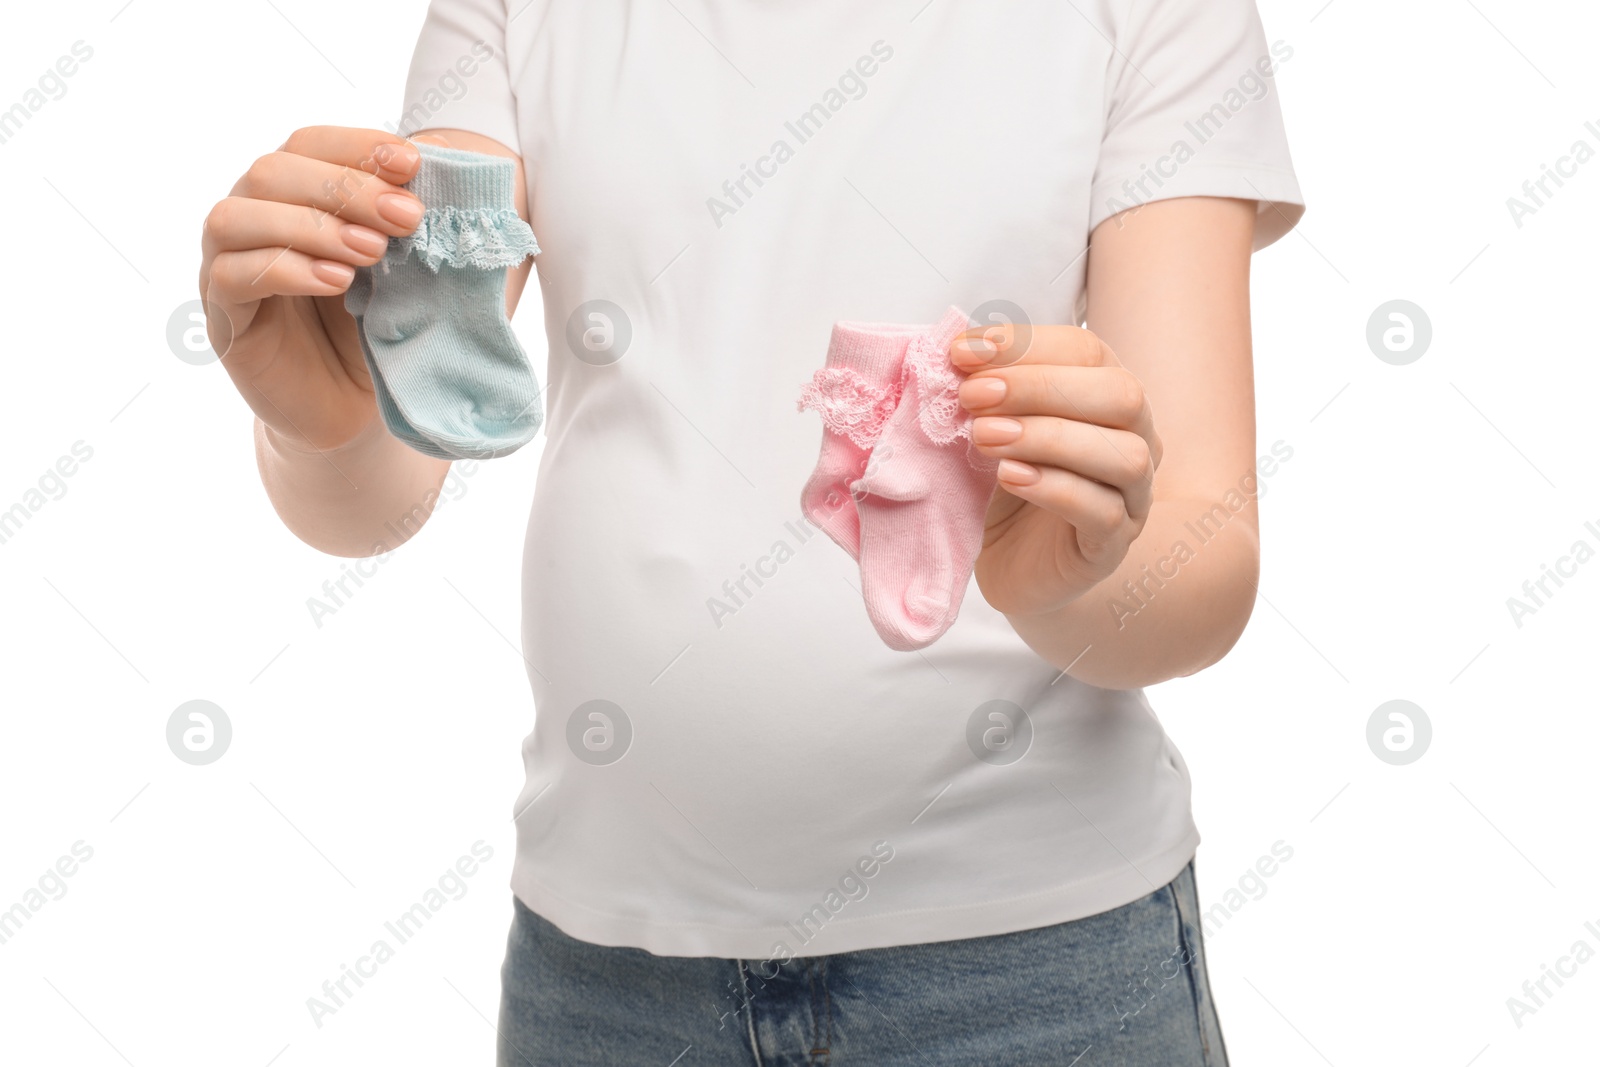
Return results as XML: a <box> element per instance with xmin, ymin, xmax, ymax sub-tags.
<box><xmin>924</xmin><ymin>305</ymin><xmax>973</xmax><ymax>353</ymax></box>
<box><xmin>396</xmin><ymin>143</ymin><xmax>540</xmax><ymax>272</ymax></box>
<box><xmin>408</xmin><ymin>142</ymin><xmax>519</xmax><ymax>209</ymax></box>
<box><xmin>826</xmin><ymin>321</ymin><xmax>918</xmax><ymax>378</ymax></box>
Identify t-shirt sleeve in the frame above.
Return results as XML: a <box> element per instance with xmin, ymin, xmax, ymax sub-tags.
<box><xmin>1089</xmin><ymin>0</ymin><xmax>1305</xmax><ymax>250</ymax></box>
<box><xmin>394</xmin><ymin>0</ymin><xmax>521</xmax><ymax>154</ymax></box>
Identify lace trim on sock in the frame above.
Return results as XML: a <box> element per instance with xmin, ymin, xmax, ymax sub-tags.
<box><xmin>400</xmin><ymin>206</ymin><xmax>541</xmax><ymax>273</ymax></box>
<box><xmin>902</xmin><ymin>333</ymin><xmax>974</xmax><ymax>445</ymax></box>
<box><xmin>901</xmin><ymin>333</ymin><xmax>1000</xmax><ymax>474</ymax></box>
<box><xmin>796</xmin><ymin>366</ymin><xmax>901</xmax><ymax>450</ymax></box>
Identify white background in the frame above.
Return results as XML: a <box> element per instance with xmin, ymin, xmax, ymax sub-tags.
<box><xmin>1</xmin><ymin>1</ymin><xmax>1596</xmax><ymax>1064</ymax></box>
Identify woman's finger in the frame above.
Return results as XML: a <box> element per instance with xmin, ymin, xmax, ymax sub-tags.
<box><xmin>958</xmin><ymin>364</ymin><xmax>1159</xmax><ymax>449</ymax></box>
<box><xmin>202</xmin><ymin>196</ymin><xmax>391</xmax><ymax>266</ymax></box>
<box><xmin>993</xmin><ymin>460</ymin><xmax>1133</xmax><ymax>564</ymax></box>
<box><xmin>277</xmin><ymin>125</ymin><xmax>421</xmax><ymax>186</ymax></box>
<box><xmin>951</xmin><ymin>322</ymin><xmax>1113</xmax><ymax>372</ymax></box>
<box><xmin>207</xmin><ymin>245</ymin><xmax>356</xmax><ymax>310</ymax></box>
<box><xmin>229</xmin><ymin>149</ymin><xmax>424</xmax><ymax>237</ymax></box>
<box><xmin>973</xmin><ymin>416</ymin><xmax>1156</xmax><ymax>521</ymax></box>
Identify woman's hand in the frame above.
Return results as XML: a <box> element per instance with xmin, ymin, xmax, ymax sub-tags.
<box><xmin>954</xmin><ymin>197</ymin><xmax>1259</xmax><ymax>687</ymax></box>
<box><xmin>956</xmin><ymin>324</ymin><xmax>1163</xmax><ymax>619</ymax></box>
<box><xmin>199</xmin><ymin>127</ymin><xmax>431</xmax><ymax>453</ymax></box>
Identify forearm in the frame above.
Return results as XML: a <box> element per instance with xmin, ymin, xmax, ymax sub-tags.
<box><xmin>256</xmin><ymin>412</ymin><xmax>452</xmax><ymax>558</ymax></box>
<box><xmin>1005</xmin><ymin>497</ymin><xmax>1259</xmax><ymax>689</ymax></box>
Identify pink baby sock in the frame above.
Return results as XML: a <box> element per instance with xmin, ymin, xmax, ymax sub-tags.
<box><xmin>796</xmin><ymin>321</ymin><xmax>923</xmax><ymax>558</ymax></box>
<box><xmin>850</xmin><ymin>306</ymin><xmax>1000</xmax><ymax>651</ymax></box>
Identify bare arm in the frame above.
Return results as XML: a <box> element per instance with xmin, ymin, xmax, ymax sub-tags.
<box><xmin>961</xmin><ymin>196</ymin><xmax>1261</xmax><ymax>688</ymax></box>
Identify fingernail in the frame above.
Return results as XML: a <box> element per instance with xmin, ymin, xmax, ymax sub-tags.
<box><xmin>953</xmin><ymin>336</ymin><xmax>1000</xmax><ymax>363</ymax></box>
<box><xmin>341</xmin><ymin>224</ymin><xmax>389</xmax><ymax>257</ymax></box>
<box><xmin>972</xmin><ymin>417</ymin><xmax>1023</xmax><ymax>445</ymax></box>
<box><xmin>376</xmin><ymin>193</ymin><xmax>424</xmax><ymax>227</ymax></box>
<box><xmin>374</xmin><ymin>141</ymin><xmax>420</xmax><ymax>171</ymax></box>
<box><xmin>996</xmin><ymin>459</ymin><xmax>1040</xmax><ymax>485</ymax></box>
<box><xmin>960</xmin><ymin>377</ymin><xmax>1007</xmax><ymax>407</ymax></box>
<box><xmin>312</xmin><ymin>260</ymin><xmax>355</xmax><ymax>285</ymax></box>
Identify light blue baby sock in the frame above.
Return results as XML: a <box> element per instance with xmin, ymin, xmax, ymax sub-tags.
<box><xmin>344</xmin><ymin>143</ymin><xmax>542</xmax><ymax>460</ymax></box>
<box><xmin>344</xmin><ymin>265</ymin><xmax>454</xmax><ymax>459</ymax></box>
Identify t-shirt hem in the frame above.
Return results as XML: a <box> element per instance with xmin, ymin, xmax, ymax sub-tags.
<box><xmin>1088</xmin><ymin>162</ymin><xmax>1305</xmax><ymax>251</ymax></box>
<box><xmin>508</xmin><ymin>826</ymin><xmax>1202</xmax><ymax>959</ymax></box>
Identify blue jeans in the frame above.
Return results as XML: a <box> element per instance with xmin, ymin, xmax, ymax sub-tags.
<box><xmin>496</xmin><ymin>859</ymin><xmax>1226</xmax><ymax>1066</ymax></box>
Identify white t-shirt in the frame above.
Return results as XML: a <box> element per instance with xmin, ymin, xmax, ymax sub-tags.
<box><xmin>400</xmin><ymin>0</ymin><xmax>1303</xmax><ymax>958</ymax></box>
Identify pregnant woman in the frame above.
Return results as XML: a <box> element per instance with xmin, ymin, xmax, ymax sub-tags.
<box><xmin>198</xmin><ymin>1</ymin><xmax>1303</xmax><ymax>1063</ymax></box>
